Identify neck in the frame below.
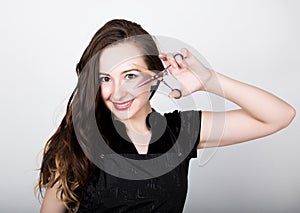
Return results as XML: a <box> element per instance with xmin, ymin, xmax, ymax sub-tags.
<box><xmin>123</xmin><ymin>104</ymin><xmax>152</xmax><ymax>134</ymax></box>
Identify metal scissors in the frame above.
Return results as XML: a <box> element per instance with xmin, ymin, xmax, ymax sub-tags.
<box><xmin>133</xmin><ymin>53</ymin><xmax>184</xmax><ymax>99</ymax></box>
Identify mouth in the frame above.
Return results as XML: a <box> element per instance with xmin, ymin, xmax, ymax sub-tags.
<box><xmin>112</xmin><ymin>99</ymin><xmax>134</xmax><ymax>111</ymax></box>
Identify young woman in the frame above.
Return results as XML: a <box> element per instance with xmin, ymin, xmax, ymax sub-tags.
<box><xmin>36</xmin><ymin>19</ymin><xmax>295</xmax><ymax>212</ymax></box>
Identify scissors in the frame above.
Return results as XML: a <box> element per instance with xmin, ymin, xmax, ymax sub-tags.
<box><xmin>133</xmin><ymin>53</ymin><xmax>184</xmax><ymax>99</ymax></box>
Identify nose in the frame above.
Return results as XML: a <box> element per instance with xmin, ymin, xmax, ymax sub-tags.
<box><xmin>111</xmin><ymin>80</ymin><xmax>128</xmax><ymax>101</ymax></box>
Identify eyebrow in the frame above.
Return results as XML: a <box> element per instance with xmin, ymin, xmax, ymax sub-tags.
<box><xmin>99</xmin><ymin>69</ymin><xmax>141</xmax><ymax>76</ymax></box>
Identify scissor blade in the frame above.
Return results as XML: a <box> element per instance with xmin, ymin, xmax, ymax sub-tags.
<box><xmin>136</xmin><ymin>77</ymin><xmax>156</xmax><ymax>88</ymax></box>
<box><xmin>136</xmin><ymin>65</ymin><xmax>171</xmax><ymax>88</ymax></box>
<box><xmin>132</xmin><ymin>63</ymin><xmax>156</xmax><ymax>76</ymax></box>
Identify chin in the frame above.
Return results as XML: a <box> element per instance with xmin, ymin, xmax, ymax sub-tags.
<box><xmin>111</xmin><ymin>110</ymin><xmax>134</xmax><ymax>121</ymax></box>
<box><xmin>108</xmin><ymin>101</ymin><xmax>137</xmax><ymax>121</ymax></box>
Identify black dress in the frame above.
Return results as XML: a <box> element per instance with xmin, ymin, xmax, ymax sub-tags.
<box><xmin>76</xmin><ymin>110</ymin><xmax>202</xmax><ymax>213</ymax></box>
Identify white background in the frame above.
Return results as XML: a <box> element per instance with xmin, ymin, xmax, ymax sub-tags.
<box><xmin>0</xmin><ymin>0</ymin><xmax>299</xmax><ymax>212</ymax></box>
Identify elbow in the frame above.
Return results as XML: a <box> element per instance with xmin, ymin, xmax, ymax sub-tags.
<box><xmin>276</xmin><ymin>105</ymin><xmax>296</xmax><ymax>130</ymax></box>
<box><xmin>265</xmin><ymin>105</ymin><xmax>296</xmax><ymax>134</ymax></box>
<box><xmin>284</xmin><ymin>105</ymin><xmax>296</xmax><ymax>127</ymax></box>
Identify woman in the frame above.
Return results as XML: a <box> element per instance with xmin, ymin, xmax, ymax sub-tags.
<box><xmin>36</xmin><ymin>19</ymin><xmax>295</xmax><ymax>212</ymax></box>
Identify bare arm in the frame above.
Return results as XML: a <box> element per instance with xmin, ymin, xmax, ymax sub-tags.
<box><xmin>159</xmin><ymin>49</ymin><xmax>296</xmax><ymax>149</ymax></box>
<box><xmin>198</xmin><ymin>72</ymin><xmax>296</xmax><ymax>148</ymax></box>
<box><xmin>40</xmin><ymin>183</ymin><xmax>66</xmax><ymax>213</ymax></box>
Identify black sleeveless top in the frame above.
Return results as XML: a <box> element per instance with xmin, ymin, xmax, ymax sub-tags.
<box><xmin>76</xmin><ymin>110</ymin><xmax>201</xmax><ymax>213</ymax></box>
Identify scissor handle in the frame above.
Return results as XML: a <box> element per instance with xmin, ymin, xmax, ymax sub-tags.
<box><xmin>172</xmin><ymin>89</ymin><xmax>182</xmax><ymax>99</ymax></box>
<box><xmin>173</xmin><ymin>53</ymin><xmax>184</xmax><ymax>62</ymax></box>
<box><xmin>160</xmin><ymin>80</ymin><xmax>182</xmax><ymax>99</ymax></box>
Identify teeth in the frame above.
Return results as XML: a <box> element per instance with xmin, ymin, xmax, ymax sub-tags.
<box><xmin>114</xmin><ymin>100</ymin><xmax>133</xmax><ymax>109</ymax></box>
<box><xmin>117</xmin><ymin>102</ymin><xmax>130</xmax><ymax>107</ymax></box>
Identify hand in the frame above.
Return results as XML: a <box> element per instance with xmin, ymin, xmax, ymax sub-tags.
<box><xmin>159</xmin><ymin>48</ymin><xmax>212</xmax><ymax>98</ymax></box>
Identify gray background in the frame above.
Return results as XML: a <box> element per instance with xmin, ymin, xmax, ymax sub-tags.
<box><xmin>0</xmin><ymin>0</ymin><xmax>299</xmax><ymax>212</ymax></box>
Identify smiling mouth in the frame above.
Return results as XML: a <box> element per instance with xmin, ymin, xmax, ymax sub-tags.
<box><xmin>112</xmin><ymin>99</ymin><xmax>134</xmax><ymax>110</ymax></box>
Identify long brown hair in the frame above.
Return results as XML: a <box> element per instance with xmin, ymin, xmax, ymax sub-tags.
<box><xmin>36</xmin><ymin>19</ymin><xmax>164</xmax><ymax>212</ymax></box>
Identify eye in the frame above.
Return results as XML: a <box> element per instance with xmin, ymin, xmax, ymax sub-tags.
<box><xmin>99</xmin><ymin>76</ymin><xmax>111</xmax><ymax>83</ymax></box>
<box><xmin>125</xmin><ymin>73</ymin><xmax>137</xmax><ymax>80</ymax></box>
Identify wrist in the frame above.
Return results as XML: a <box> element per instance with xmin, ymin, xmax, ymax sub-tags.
<box><xmin>197</xmin><ymin>69</ymin><xmax>215</xmax><ymax>92</ymax></box>
<box><xmin>201</xmin><ymin>70</ymin><xmax>224</xmax><ymax>96</ymax></box>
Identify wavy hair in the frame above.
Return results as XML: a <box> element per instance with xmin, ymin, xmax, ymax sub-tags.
<box><xmin>36</xmin><ymin>19</ymin><xmax>164</xmax><ymax>212</ymax></box>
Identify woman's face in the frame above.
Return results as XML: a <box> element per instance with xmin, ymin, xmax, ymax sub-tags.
<box><xmin>99</xmin><ymin>43</ymin><xmax>153</xmax><ymax>121</ymax></box>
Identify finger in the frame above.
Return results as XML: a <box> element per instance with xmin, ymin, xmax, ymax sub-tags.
<box><xmin>159</xmin><ymin>53</ymin><xmax>167</xmax><ymax>59</ymax></box>
<box><xmin>159</xmin><ymin>53</ymin><xmax>171</xmax><ymax>67</ymax></box>
<box><xmin>174</xmin><ymin>53</ymin><xmax>187</xmax><ymax>69</ymax></box>
<box><xmin>166</xmin><ymin>53</ymin><xmax>179</xmax><ymax>70</ymax></box>
<box><xmin>168</xmin><ymin>89</ymin><xmax>182</xmax><ymax>99</ymax></box>
<box><xmin>174</xmin><ymin>53</ymin><xmax>183</xmax><ymax>63</ymax></box>
<box><xmin>179</xmin><ymin>48</ymin><xmax>192</xmax><ymax>68</ymax></box>
<box><xmin>160</xmin><ymin>52</ymin><xmax>182</xmax><ymax>69</ymax></box>
<box><xmin>180</xmin><ymin>48</ymin><xmax>189</xmax><ymax>58</ymax></box>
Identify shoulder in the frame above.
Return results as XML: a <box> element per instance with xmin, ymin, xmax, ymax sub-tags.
<box><xmin>162</xmin><ymin>109</ymin><xmax>202</xmax><ymax>159</ymax></box>
<box><xmin>163</xmin><ymin>109</ymin><xmax>202</xmax><ymax>126</ymax></box>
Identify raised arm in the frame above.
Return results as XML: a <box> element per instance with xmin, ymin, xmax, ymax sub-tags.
<box><xmin>159</xmin><ymin>49</ymin><xmax>296</xmax><ymax>149</ymax></box>
<box><xmin>198</xmin><ymin>72</ymin><xmax>295</xmax><ymax>148</ymax></box>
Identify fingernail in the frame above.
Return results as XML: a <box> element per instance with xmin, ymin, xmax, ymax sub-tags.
<box><xmin>181</xmin><ymin>48</ymin><xmax>187</xmax><ymax>57</ymax></box>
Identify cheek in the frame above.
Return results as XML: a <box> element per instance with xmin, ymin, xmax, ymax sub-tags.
<box><xmin>100</xmin><ymin>86</ymin><xmax>110</xmax><ymax>100</ymax></box>
<box><xmin>136</xmin><ymin>90</ymin><xmax>151</xmax><ymax>103</ymax></box>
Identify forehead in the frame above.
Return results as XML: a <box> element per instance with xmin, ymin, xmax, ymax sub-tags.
<box><xmin>99</xmin><ymin>43</ymin><xmax>146</xmax><ymax>74</ymax></box>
